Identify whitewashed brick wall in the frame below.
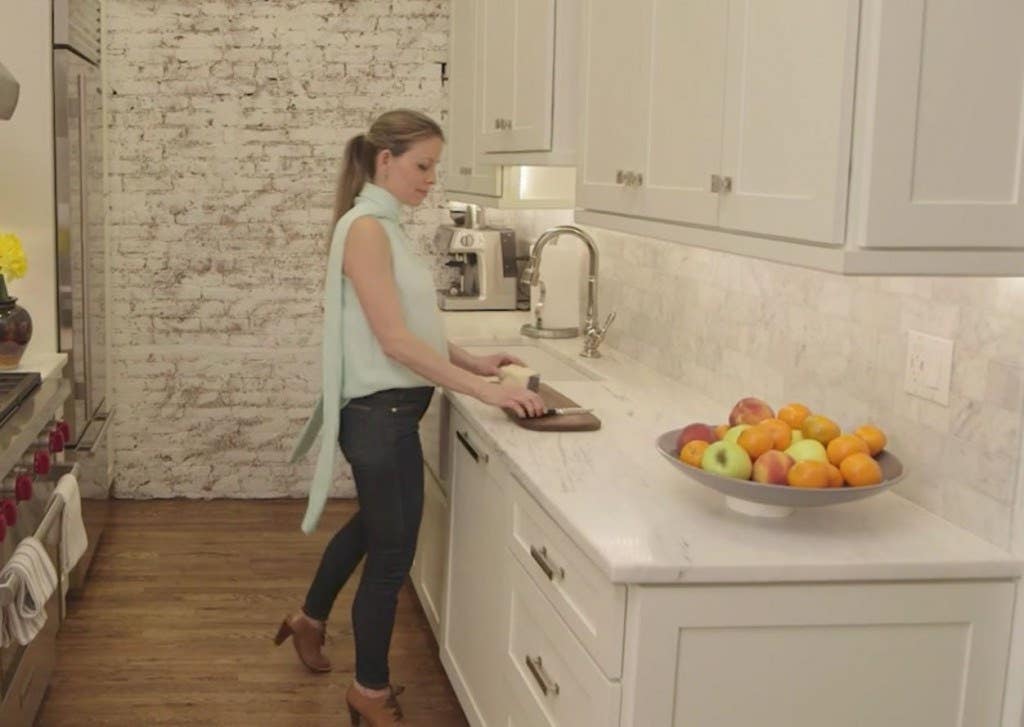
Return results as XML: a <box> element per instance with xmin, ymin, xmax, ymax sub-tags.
<box><xmin>105</xmin><ymin>0</ymin><xmax>450</xmax><ymax>499</ymax></box>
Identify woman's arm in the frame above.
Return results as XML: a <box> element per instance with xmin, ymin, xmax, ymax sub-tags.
<box><xmin>344</xmin><ymin>217</ymin><xmax>545</xmax><ymax>417</ymax></box>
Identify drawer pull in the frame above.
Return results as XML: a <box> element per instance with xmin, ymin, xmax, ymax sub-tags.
<box><xmin>525</xmin><ymin>654</ymin><xmax>560</xmax><ymax>697</ymax></box>
<box><xmin>530</xmin><ymin>545</ymin><xmax>564</xmax><ymax>581</ymax></box>
<box><xmin>455</xmin><ymin>430</ymin><xmax>488</xmax><ymax>464</ymax></box>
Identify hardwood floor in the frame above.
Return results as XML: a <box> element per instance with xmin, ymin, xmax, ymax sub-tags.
<box><xmin>36</xmin><ymin>499</ymin><xmax>470</xmax><ymax>727</ymax></box>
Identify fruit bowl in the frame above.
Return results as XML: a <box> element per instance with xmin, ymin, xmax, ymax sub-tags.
<box><xmin>655</xmin><ymin>428</ymin><xmax>906</xmax><ymax>517</ymax></box>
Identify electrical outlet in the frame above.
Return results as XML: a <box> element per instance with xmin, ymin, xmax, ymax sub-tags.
<box><xmin>904</xmin><ymin>330</ymin><xmax>954</xmax><ymax>405</ymax></box>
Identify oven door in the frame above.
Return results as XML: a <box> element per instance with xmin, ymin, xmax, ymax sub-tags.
<box><xmin>0</xmin><ymin>463</ymin><xmax>73</xmax><ymax>725</ymax></box>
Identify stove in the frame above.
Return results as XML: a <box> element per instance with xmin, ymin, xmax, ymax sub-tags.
<box><xmin>0</xmin><ymin>372</ymin><xmax>41</xmax><ymax>429</ymax></box>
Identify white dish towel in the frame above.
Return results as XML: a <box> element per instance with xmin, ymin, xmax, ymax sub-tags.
<box><xmin>0</xmin><ymin>536</ymin><xmax>58</xmax><ymax>647</ymax></box>
<box><xmin>55</xmin><ymin>472</ymin><xmax>89</xmax><ymax>592</ymax></box>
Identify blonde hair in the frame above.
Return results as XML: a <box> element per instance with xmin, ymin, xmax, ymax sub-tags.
<box><xmin>332</xmin><ymin>109</ymin><xmax>444</xmax><ymax>227</ymax></box>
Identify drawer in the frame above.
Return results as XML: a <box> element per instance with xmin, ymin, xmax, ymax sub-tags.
<box><xmin>507</xmin><ymin>554</ymin><xmax>620</xmax><ymax>727</ymax></box>
<box><xmin>508</xmin><ymin>483</ymin><xmax>626</xmax><ymax>679</ymax></box>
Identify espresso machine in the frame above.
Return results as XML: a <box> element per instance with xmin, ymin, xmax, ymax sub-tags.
<box><xmin>435</xmin><ymin>223</ymin><xmax>524</xmax><ymax>311</ymax></box>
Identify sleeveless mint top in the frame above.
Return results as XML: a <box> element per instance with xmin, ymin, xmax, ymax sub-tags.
<box><xmin>289</xmin><ymin>183</ymin><xmax>447</xmax><ymax>533</ymax></box>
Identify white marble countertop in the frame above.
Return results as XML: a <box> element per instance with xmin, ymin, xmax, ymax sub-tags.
<box><xmin>439</xmin><ymin>312</ymin><xmax>1022</xmax><ymax>584</ymax></box>
<box><xmin>6</xmin><ymin>352</ymin><xmax>67</xmax><ymax>382</ymax></box>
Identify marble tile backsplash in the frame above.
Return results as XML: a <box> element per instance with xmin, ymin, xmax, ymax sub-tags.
<box><xmin>565</xmin><ymin>225</ymin><xmax>1024</xmax><ymax>551</ymax></box>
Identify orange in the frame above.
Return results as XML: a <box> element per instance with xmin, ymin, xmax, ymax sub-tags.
<box><xmin>777</xmin><ymin>402</ymin><xmax>811</xmax><ymax>430</ymax></box>
<box><xmin>786</xmin><ymin>460</ymin><xmax>831</xmax><ymax>488</ymax></box>
<box><xmin>826</xmin><ymin>434</ymin><xmax>870</xmax><ymax>467</ymax></box>
<box><xmin>758</xmin><ymin>418</ymin><xmax>792</xmax><ymax>450</ymax></box>
<box><xmin>801</xmin><ymin>415</ymin><xmax>841</xmax><ymax>445</ymax></box>
<box><xmin>825</xmin><ymin>463</ymin><xmax>845</xmax><ymax>488</ymax></box>
<box><xmin>737</xmin><ymin>426</ymin><xmax>774</xmax><ymax>460</ymax></box>
<box><xmin>854</xmin><ymin>424</ymin><xmax>887</xmax><ymax>456</ymax></box>
<box><xmin>679</xmin><ymin>440</ymin><xmax>710</xmax><ymax>468</ymax></box>
<box><xmin>839</xmin><ymin>452</ymin><xmax>883</xmax><ymax>487</ymax></box>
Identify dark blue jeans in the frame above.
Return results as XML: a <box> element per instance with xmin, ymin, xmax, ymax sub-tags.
<box><xmin>303</xmin><ymin>386</ymin><xmax>435</xmax><ymax>689</ymax></box>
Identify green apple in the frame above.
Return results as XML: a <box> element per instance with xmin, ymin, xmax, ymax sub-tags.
<box><xmin>723</xmin><ymin>425</ymin><xmax>752</xmax><ymax>445</ymax></box>
<box><xmin>785</xmin><ymin>438</ymin><xmax>827</xmax><ymax>464</ymax></box>
<box><xmin>700</xmin><ymin>440</ymin><xmax>753</xmax><ymax>480</ymax></box>
<box><xmin>790</xmin><ymin>430</ymin><xmax>804</xmax><ymax>444</ymax></box>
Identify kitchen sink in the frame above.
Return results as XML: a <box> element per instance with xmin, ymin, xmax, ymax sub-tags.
<box><xmin>463</xmin><ymin>343</ymin><xmax>599</xmax><ymax>383</ymax></box>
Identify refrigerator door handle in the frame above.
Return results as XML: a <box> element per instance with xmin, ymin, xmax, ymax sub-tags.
<box><xmin>69</xmin><ymin>407</ymin><xmax>113</xmax><ymax>455</ymax></box>
<box><xmin>76</xmin><ymin>71</ymin><xmax>92</xmax><ymax>418</ymax></box>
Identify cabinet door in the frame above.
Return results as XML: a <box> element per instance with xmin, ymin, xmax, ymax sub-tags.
<box><xmin>638</xmin><ymin>0</ymin><xmax>727</xmax><ymax>225</ymax></box>
<box><xmin>412</xmin><ymin>465</ymin><xmax>449</xmax><ymax>640</ymax></box>
<box><xmin>441</xmin><ymin>412</ymin><xmax>508</xmax><ymax>727</ymax></box>
<box><xmin>478</xmin><ymin>0</ymin><xmax>556</xmax><ymax>153</ymax></box>
<box><xmin>717</xmin><ymin>0</ymin><xmax>858</xmax><ymax>244</ymax></box>
<box><xmin>621</xmin><ymin>580</ymin><xmax>1014</xmax><ymax>727</ymax></box>
<box><xmin>576</xmin><ymin>0</ymin><xmax>651</xmax><ymax>214</ymax></box>
<box><xmin>447</xmin><ymin>0</ymin><xmax>502</xmax><ymax>197</ymax></box>
<box><xmin>853</xmin><ymin>0</ymin><xmax>1024</xmax><ymax>249</ymax></box>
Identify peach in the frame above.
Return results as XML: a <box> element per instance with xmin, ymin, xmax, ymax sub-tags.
<box><xmin>728</xmin><ymin>397</ymin><xmax>775</xmax><ymax>426</ymax></box>
<box><xmin>752</xmin><ymin>450</ymin><xmax>794</xmax><ymax>485</ymax></box>
<box><xmin>676</xmin><ymin>423</ymin><xmax>718</xmax><ymax>452</ymax></box>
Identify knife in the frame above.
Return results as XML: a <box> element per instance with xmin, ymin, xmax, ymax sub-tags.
<box><xmin>542</xmin><ymin>407</ymin><xmax>593</xmax><ymax>417</ymax></box>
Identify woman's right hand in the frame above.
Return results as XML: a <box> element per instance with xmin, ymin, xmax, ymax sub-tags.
<box><xmin>476</xmin><ymin>381</ymin><xmax>547</xmax><ymax>418</ymax></box>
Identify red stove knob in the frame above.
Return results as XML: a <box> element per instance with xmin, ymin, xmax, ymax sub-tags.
<box><xmin>49</xmin><ymin>427</ymin><xmax>65</xmax><ymax>453</ymax></box>
<box><xmin>56</xmin><ymin>420</ymin><xmax>71</xmax><ymax>442</ymax></box>
<box><xmin>33</xmin><ymin>450</ymin><xmax>51</xmax><ymax>476</ymax></box>
<box><xmin>1</xmin><ymin>499</ymin><xmax>16</xmax><ymax>526</ymax></box>
<box><xmin>14</xmin><ymin>473</ymin><xmax>32</xmax><ymax>502</ymax></box>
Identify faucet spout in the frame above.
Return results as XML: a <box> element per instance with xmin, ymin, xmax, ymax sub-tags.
<box><xmin>520</xmin><ymin>225</ymin><xmax>614</xmax><ymax>357</ymax></box>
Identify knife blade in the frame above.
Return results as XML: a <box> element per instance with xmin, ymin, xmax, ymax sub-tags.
<box><xmin>542</xmin><ymin>407</ymin><xmax>593</xmax><ymax>417</ymax></box>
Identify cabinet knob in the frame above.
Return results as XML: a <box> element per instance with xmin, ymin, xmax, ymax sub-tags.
<box><xmin>494</xmin><ymin>118</ymin><xmax>501</xmax><ymax>130</ymax></box>
<box><xmin>616</xmin><ymin>170</ymin><xmax>625</xmax><ymax>184</ymax></box>
<box><xmin>525</xmin><ymin>655</ymin><xmax>560</xmax><ymax>697</ymax></box>
<box><xmin>711</xmin><ymin>174</ymin><xmax>733</xmax><ymax>193</ymax></box>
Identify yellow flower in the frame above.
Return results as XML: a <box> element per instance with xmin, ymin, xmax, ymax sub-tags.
<box><xmin>0</xmin><ymin>232</ymin><xmax>27</xmax><ymax>281</ymax></box>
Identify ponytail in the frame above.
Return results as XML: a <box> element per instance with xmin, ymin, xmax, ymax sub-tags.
<box><xmin>329</xmin><ymin>109</ymin><xmax>444</xmax><ymax>235</ymax></box>
<box><xmin>333</xmin><ymin>134</ymin><xmax>371</xmax><ymax>228</ymax></box>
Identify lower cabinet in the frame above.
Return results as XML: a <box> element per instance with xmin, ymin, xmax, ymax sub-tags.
<box><xmin>438</xmin><ymin>402</ymin><xmax>1018</xmax><ymax>726</ymax></box>
<box><xmin>620</xmin><ymin>580</ymin><xmax>1015</xmax><ymax>727</ymax></box>
<box><xmin>411</xmin><ymin>464</ymin><xmax>449</xmax><ymax>640</ymax></box>
<box><xmin>441</xmin><ymin>409</ymin><xmax>511</xmax><ymax>727</ymax></box>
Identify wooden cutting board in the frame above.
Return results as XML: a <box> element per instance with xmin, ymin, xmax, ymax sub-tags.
<box><xmin>506</xmin><ymin>383</ymin><xmax>601</xmax><ymax>432</ymax></box>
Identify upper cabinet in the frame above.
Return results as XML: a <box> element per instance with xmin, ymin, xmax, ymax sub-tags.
<box><xmin>446</xmin><ymin>0</ymin><xmax>503</xmax><ymax>199</ymax></box>
<box><xmin>473</xmin><ymin>0</ymin><xmax>579</xmax><ymax>166</ymax></box>
<box><xmin>576</xmin><ymin>0</ymin><xmax>1024</xmax><ymax>276</ymax></box>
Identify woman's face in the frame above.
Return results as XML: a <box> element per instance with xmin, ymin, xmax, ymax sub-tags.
<box><xmin>374</xmin><ymin>136</ymin><xmax>443</xmax><ymax>206</ymax></box>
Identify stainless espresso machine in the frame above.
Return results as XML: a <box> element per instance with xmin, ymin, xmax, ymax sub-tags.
<box><xmin>435</xmin><ymin>224</ymin><xmax>523</xmax><ymax>311</ymax></box>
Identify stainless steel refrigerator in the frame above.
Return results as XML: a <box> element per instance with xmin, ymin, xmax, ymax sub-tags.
<box><xmin>53</xmin><ymin>0</ymin><xmax>112</xmax><ymax>592</ymax></box>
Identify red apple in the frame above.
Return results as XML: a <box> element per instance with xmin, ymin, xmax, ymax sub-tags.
<box><xmin>675</xmin><ymin>423</ymin><xmax>718</xmax><ymax>452</ymax></box>
<box><xmin>752</xmin><ymin>450</ymin><xmax>795</xmax><ymax>485</ymax></box>
<box><xmin>728</xmin><ymin>397</ymin><xmax>775</xmax><ymax>426</ymax></box>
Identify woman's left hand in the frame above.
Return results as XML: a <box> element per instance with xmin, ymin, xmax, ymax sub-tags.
<box><xmin>471</xmin><ymin>352</ymin><xmax>526</xmax><ymax>377</ymax></box>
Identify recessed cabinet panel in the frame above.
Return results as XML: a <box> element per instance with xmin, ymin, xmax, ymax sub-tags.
<box><xmin>855</xmin><ymin>0</ymin><xmax>1024</xmax><ymax>249</ymax></box>
<box><xmin>640</xmin><ymin>0</ymin><xmax>727</xmax><ymax>225</ymax></box>
<box><xmin>577</xmin><ymin>0</ymin><xmax>651</xmax><ymax>213</ymax></box>
<box><xmin>479</xmin><ymin>0</ymin><xmax>556</xmax><ymax>153</ymax></box>
<box><xmin>717</xmin><ymin>0</ymin><xmax>858</xmax><ymax>244</ymax></box>
<box><xmin>447</xmin><ymin>0</ymin><xmax>502</xmax><ymax>197</ymax></box>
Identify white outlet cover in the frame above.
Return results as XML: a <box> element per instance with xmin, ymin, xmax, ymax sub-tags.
<box><xmin>904</xmin><ymin>330</ymin><xmax>954</xmax><ymax>406</ymax></box>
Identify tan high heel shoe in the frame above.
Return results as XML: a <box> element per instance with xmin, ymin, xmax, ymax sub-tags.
<box><xmin>346</xmin><ymin>683</ymin><xmax>405</xmax><ymax>725</ymax></box>
<box><xmin>273</xmin><ymin>611</ymin><xmax>332</xmax><ymax>673</ymax></box>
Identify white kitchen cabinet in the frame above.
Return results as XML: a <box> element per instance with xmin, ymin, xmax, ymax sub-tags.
<box><xmin>576</xmin><ymin>0</ymin><xmax>1024</xmax><ymax>275</ymax></box>
<box><xmin>410</xmin><ymin>464</ymin><xmax>449</xmax><ymax>641</ymax></box>
<box><xmin>446</xmin><ymin>0</ymin><xmax>503</xmax><ymax>198</ymax></box>
<box><xmin>620</xmin><ymin>580</ymin><xmax>1014</xmax><ymax>727</ymax></box>
<box><xmin>440</xmin><ymin>410</ymin><xmax>510</xmax><ymax>727</ymax></box>
<box><xmin>473</xmin><ymin>0</ymin><xmax>579</xmax><ymax>165</ymax></box>
<box><xmin>579</xmin><ymin>0</ymin><xmax>856</xmax><ymax>244</ymax></box>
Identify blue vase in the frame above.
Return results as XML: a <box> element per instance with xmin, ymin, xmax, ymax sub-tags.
<box><xmin>0</xmin><ymin>275</ymin><xmax>31</xmax><ymax>369</ymax></box>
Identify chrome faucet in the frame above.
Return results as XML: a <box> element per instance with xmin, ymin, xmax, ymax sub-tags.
<box><xmin>520</xmin><ymin>225</ymin><xmax>616</xmax><ymax>358</ymax></box>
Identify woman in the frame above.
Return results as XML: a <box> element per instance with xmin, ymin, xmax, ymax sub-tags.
<box><xmin>276</xmin><ymin>109</ymin><xmax>545</xmax><ymax>725</ymax></box>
